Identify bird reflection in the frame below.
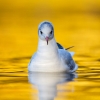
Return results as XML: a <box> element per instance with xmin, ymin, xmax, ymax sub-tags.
<box><xmin>28</xmin><ymin>72</ymin><xmax>77</xmax><ymax>100</ymax></box>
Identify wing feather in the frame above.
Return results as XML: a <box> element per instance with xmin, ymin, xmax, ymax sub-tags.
<box><xmin>59</xmin><ymin>49</ymin><xmax>76</xmax><ymax>71</ymax></box>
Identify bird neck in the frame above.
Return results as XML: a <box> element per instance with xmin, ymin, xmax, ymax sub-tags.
<box><xmin>37</xmin><ymin>38</ymin><xmax>58</xmax><ymax>56</ymax></box>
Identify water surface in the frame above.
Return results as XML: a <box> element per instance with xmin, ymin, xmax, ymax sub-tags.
<box><xmin>0</xmin><ymin>0</ymin><xmax>100</xmax><ymax>100</ymax></box>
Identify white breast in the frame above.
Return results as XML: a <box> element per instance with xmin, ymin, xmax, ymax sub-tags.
<box><xmin>28</xmin><ymin>38</ymin><xmax>69</xmax><ymax>72</ymax></box>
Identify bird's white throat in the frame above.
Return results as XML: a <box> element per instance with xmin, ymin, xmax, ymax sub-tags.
<box><xmin>37</xmin><ymin>38</ymin><xmax>60</xmax><ymax>62</ymax></box>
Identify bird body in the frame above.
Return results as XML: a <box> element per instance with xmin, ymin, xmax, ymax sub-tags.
<box><xmin>28</xmin><ymin>21</ymin><xmax>78</xmax><ymax>72</ymax></box>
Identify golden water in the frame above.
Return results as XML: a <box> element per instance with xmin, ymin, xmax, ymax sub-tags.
<box><xmin>0</xmin><ymin>0</ymin><xmax>100</xmax><ymax>100</ymax></box>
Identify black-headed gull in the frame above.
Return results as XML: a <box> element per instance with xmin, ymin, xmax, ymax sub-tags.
<box><xmin>28</xmin><ymin>21</ymin><xmax>78</xmax><ymax>72</ymax></box>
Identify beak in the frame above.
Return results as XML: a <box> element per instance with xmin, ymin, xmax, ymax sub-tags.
<box><xmin>45</xmin><ymin>37</ymin><xmax>49</xmax><ymax>45</ymax></box>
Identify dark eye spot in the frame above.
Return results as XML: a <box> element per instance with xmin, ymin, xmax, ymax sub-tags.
<box><xmin>50</xmin><ymin>31</ymin><xmax>52</xmax><ymax>34</ymax></box>
<box><xmin>40</xmin><ymin>31</ymin><xmax>43</xmax><ymax>35</ymax></box>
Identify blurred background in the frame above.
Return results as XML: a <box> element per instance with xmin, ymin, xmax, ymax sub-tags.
<box><xmin>1</xmin><ymin>0</ymin><xmax>100</xmax><ymax>100</ymax></box>
<box><xmin>0</xmin><ymin>0</ymin><xmax>100</xmax><ymax>60</ymax></box>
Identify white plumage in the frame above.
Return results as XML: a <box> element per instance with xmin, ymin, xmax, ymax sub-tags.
<box><xmin>28</xmin><ymin>21</ymin><xmax>78</xmax><ymax>72</ymax></box>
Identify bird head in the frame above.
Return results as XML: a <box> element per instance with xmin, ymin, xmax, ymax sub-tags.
<box><xmin>38</xmin><ymin>21</ymin><xmax>54</xmax><ymax>45</ymax></box>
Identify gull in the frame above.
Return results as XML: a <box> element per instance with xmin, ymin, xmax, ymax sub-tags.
<box><xmin>28</xmin><ymin>21</ymin><xmax>78</xmax><ymax>72</ymax></box>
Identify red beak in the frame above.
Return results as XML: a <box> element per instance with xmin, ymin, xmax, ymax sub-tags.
<box><xmin>45</xmin><ymin>37</ymin><xmax>49</xmax><ymax>45</ymax></box>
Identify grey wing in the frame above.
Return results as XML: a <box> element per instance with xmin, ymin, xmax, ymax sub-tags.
<box><xmin>61</xmin><ymin>50</ymin><xmax>76</xmax><ymax>71</ymax></box>
<box><xmin>66</xmin><ymin>55</ymin><xmax>76</xmax><ymax>71</ymax></box>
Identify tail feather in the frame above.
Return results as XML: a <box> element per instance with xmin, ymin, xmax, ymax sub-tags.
<box><xmin>69</xmin><ymin>52</ymin><xmax>75</xmax><ymax>56</ymax></box>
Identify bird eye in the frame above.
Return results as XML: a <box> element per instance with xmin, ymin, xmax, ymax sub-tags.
<box><xmin>40</xmin><ymin>31</ymin><xmax>43</xmax><ymax>35</ymax></box>
<box><xmin>50</xmin><ymin>31</ymin><xmax>52</xmax><ymax>34</ymax></box>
